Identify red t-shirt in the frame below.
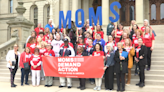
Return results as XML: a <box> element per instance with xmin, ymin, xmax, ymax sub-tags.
<box><xmin>114</xmin><ymin>30</ymin><xmax>123</xmax><ymax>43</ymax></box>
<box><xmin>141</xmin><ymin>26</ymin><xmax>152</xmax><ymax>32</ymax></box>
<box><xmin>92</xmin><ymin>51</ymin><xmax>104</xmax><ymax>56</ymax></box>
<box><xmin>44</xmin><ymin>34</ymin><xmax>49</xmax><ymax>41</ymax></box>
<box><xmin>34</xmin><ymin>27</ymin><xmax>44</xmax><ymax>36</ymax></box>
<box><xmin>143</xmin><ymin>33</ymin><xmax>155</xmax><ymax>47</ymax></box>
<box><xmin>39</xmin><ymin>48</ymin><xmax>47</xmax><ymax>56</ymax></box>
<box><xmin>26</xmin><ymin>43</ymin><xmax>36</xmax><ymax>54</ymax></box>
<box><xmin>132</xmin><ymin>37</ymin><xmax>144</xmax><ymax>48</ymax></box>
<box><xmin>93</xmin><ymin>31</ymin><xmax>104</xmax><ymax>39</ymax></box>
<box><xmin>132</xmin><ymin>34</ymin><xmax>136</xmax><ymax>40</ymax></box>
<box><xmin>136</xmin><ymin>46</ymin><xmax>141</xmax><ymax>58</ymax></box>
<box><xmin>44</xmin><ymin>50</ymin><xmax>55</xmax><ymax>56</ymax></box>
<box><xmin>30</xmin><ymin>55</ymin><xmax>42</xmax><ymax>70</ymax></box>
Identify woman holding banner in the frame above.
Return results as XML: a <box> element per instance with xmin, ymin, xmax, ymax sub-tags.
<box><xmin>76</xmin><ymin>47</ymin><xmax>88</xmax><ymax>90</ymax></box>
<box><xmin>104</xmin><ymin>43</ymin><xmax>115</xmax><ymax>91</ymax></box>
<box><xmin>114</xmin><ymin>42</ymin><xmax>128</xmax><ymax>91</ymax></box>
<box><xmin>92</xmin><ymin>43</ymin><xmax>104</xmax><ymax>91</ymax></box>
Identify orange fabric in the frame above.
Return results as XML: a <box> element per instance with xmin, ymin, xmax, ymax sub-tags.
<box><xmin>128</xmin><ymin>48</ymin><xmax>135</xmax><ymax>68</ymax></box>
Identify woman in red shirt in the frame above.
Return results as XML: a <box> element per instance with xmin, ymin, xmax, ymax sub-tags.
<box><xmin>132</xmin><ymin>29</ymin><xmax>144</xmax><ymax>48</ymax></box>
<box><xmin>84</xmin><ymin>32</ymin><xmax>92</xmax><ymax>45</ymax></box>
<box><xmin>112</xmin><ymin>24</ymin><xmax>123</xmax><ymax>43</ymax></box>
<box><xmin>19</xmin><ymin>47</ymin><xmax>32</xmax><ymax>86</ymax></box>
<box><xmin>120</xmin><ymin>32</ymin><xmax>132</xmax><ymax>47</ymax></box>
<box><xmin>76</xmin><ymin>37</ymin><xmax>86</xmax><ymax>54</ymax></box>
<box><xmin>44</xmin><ymin>28</ymin><xmax>50</xmax><ymax>41</ymax></box>
<box><xmin>143</xmin><ymin>26</ymin><xmax>155</xmax><ymax>71</ymax></box>
<box><xmin>30</xmin><ymin>48</ymin><xmax>42</xmax><ymax>87</ymax></box>
<box><xmin>93</xmin><ymin>25</ymin><xmax>104</xmax><ymax>39</ymax></box>
<box><xmin>92</xmin><ymin>43</ymin><xmax>104</xmax><ymax>91</ymax></box>
<box><xmin>26</xmin><ymin>37</ymin><xmax>36</xmax><ymax>54</ymax></box>
<box><xmin>46</xmin><ymin>33</ymin><xmax>54</xmax><ymax>44</ymax></box>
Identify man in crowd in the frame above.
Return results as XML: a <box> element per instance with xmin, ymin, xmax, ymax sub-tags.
<box><xmin>34</xmin><ymin>23</ymin><xmax>44</xmax><ymax>36</ymax></box>
<box><xmin>107</xmin><ymin>22</ymin><xmax>114</xmax><ymax>36</ymax></box>
<box><xmin>45</xmin><ymin>19</ymin><xmax>54</xmax><ymax>33</ymax></box>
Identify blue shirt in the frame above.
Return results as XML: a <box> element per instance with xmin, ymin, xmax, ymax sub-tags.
<box><xmin>45</xmin><ymin>24</ymin><xmax>54</xmax><ymax>33</ymax></box>
<box><xmin>93</xmin><ymin>39</ymin><xmax>105</xmax><ymax>50</ymax></box>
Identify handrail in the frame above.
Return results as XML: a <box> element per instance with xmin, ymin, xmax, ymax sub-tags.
<box><xmin>0</xmin><ymin>38</ymin><xmax>17</xmax><ymax>59</ymax></box>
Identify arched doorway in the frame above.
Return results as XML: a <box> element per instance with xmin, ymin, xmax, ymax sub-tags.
<box><xmin>92</xmin><ymin>0</ymin><xmax>102</xmax><ymax>13</ymax></box>
<box><xmin>149</xmin><ymin>0</ymin><xmax>164</xmax><ymax>25</ymax></box>
<box><xmin>120</xmin><ymin>0</ymin><xmax>135</xmax><ymax>26</ymax></box>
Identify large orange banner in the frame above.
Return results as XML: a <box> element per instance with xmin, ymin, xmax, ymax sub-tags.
<box><xmin>42</xmin><ymin>56</ymin><xmax>104</xmax><ymax>78</ymax></box>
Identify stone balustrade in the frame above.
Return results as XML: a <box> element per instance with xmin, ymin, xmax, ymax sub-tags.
<box><xmin>0</xmin><ymin>38</ymin><xmax>17</xmax><ymax>59</ymax></box>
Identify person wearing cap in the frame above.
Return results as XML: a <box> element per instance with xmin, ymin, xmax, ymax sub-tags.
<box><xmin>58</xmin><ymin>38</ymin><xmax>75</xmax><ymax>89</ymax></box>
<box><xmin>107</xmin><ymin>22</ymin><xmax>114</xmax><ymax>36</ymax></box>
<box><xmin>35</xmin><ymin>23</ymin><xmax>44</xmax><ymax>36</ymax></box>
<box><xmin>45</xmin><ymin>19</ymin><xmax>54</xmax><ymax>33</ymax></box>
<box><xmin>93</xmin><ymin>34</ymin><xmax>105</xmax><ymax>50</ymax></box>
<box><xmin>44</xmin><ymin>43</ymin><xmax>55</xmax><ymax>87</ymax></box>
<box><xmin>6</xmin><ymin>44</ymin><xmax>20</xmax><ymax>87</ymax></box>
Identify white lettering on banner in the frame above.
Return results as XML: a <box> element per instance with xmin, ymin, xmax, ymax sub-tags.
<box><xmin>58</xmin><ymin>57</ymin><xmax>84</xmax><ymax>62</ymax></box>
<box><xmin>58</xmin><ymin>67</ymin><xmax>78</xmax><ymax>72</ymax></box>
<box><xmin>58</xmin><ymin>63</ymin><xmax>81</xmax><ymax>67</ymax></box>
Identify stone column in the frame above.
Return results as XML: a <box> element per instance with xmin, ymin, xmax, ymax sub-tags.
<box><xmin>48</xmin><ymin>0</ymin><xmax>55</xmax><ymax>26</ymax></box>
<box><xmin>7</xmin><ymin>2</ymin><xmax>34</xmax><ymax>51</ymax></box>
<box><xmin>72</xmin><ymin>0</ymin><xmax>79</xmax><ymax>22</ymax></box>
<box><xmin>136</xmin><ymin>0</ymin><xmax>144</xmax><ymax>26</ymax></box>
<box><xmin>102</xmin><ymin>0</ymin><xmax>109</xmax><ymax>41</ymax></box>
<box><xmin>54</xmin><ymin>0</ymin><xmax>59</xmax><ymax>27</ymax></box>
<box><xmin>82</xmin><ymin>0</ymin><xmax>89</xmax><ymax>20</ymax></box>
<box><xmin>62</xmin><ymin>0</ymin><xmax>69</xmax><ymax>16</ymax></box>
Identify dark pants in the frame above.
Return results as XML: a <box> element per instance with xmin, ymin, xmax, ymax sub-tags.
<box><xmin>135</xmin><ymin>63</ymin><xmax>139</xmax><ymax>74</ymax></box>
<box><xmin>21</xmin><ymin>68</ymin><xmax>30</xmax><ymax>84</ymax></box>
<box><xmin>139</xmin><ymin>65</ymin><xmax>145</xmax><ymax>83</ymax></box>
<box><xmin>79</xmin><ymin>78</ymin><xmax>85</xmax><ymax>88</ymax></box>
<box><xmin>9</xmin><ymin>68</ymin><xmax>17</xmax><ymax>85</ymax></box>
<box><xmin>89</xmin><ymin>78</ymin><xmax>95</xmax><ymax>82</ymax></box>
<box><xmin>147</xmin><ymin>47</ymin><xmax>152</xmax><ymax>68</ymax></box>
<box><xmin>105</xmin><ymin>66</ymin><xmax>114</xmax><ymax>90</ymax></box>
<box><xmin>116</xmin><ymin>72</ymin><xmax>125</xmax><ymax>90</ymax></box>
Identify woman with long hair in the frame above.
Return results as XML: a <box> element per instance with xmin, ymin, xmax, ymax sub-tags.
<box><xmin>6</xmin><ymin>44</ymin><xmax>20</xmax><ymax>87</ymax></box>
<box><xmin>129</xmin><ymin>24</ymin><xmax>139</xmax><ymax>40</ymax></box>
<box><xmin>104</xmin><ymin>43</ymin><xmax>115</xmax><ymax>91</ymax></box>
<box><xmin>104</xmin><ymin>36</ymin><xmax>115</xmax><ymax>53</ymax></box>
<box><xmin>52</xmin><ymin>28</ymin><xmax>56</xmax><ymax>39</ymax></box>
<box><xmin>143</xmin><ymin>26</ymin><xmax>155</xmax><ymax>71</ymax></box>
<box><xmin>129</xmin><ymin>20</ymin><xmax>136</xmax><ymax>31</ymax></box>
<box><xmin>56</xmin><ymin>28</ymin><xmax>64</xmax><ymax>40</ymax></box>
<box><xmin>124</xmin><ymin>39</ymin><xmax>135</xmax><ymax>85</ymax></box>
<box><xmin>75</xmin><ymin>37</ymin><xmax>86</xmax><ymax>54</ymax></box>
<box><xmin>92</xmin><ymin>43</ymin><xmax>104</xmax><ymax>91</ymax></box>
<box><xmin>19</xmin><ymin>47</ymin><xmax>31</xmax><ymax>86</ymax></box>
<box><xmin>112</xmin><ymin>23</ymin><xmax>124</xmax><ymax>43</ymax></box>
<box><xmin>44</xmin><ymin>27</ymin><xmax>50</xmax><ymax>41</ymax></box>
<box><xmin>26</xmin><ymin>37</ymin><xmax>36</xmax><ymax>54</ymax></box>
<box><xmin>46</xmin><ymin>33</ymin><xmax>54</xmax><ymax>44</ymax></box>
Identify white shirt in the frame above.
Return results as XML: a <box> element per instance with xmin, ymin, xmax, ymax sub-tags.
<box><xmin>51</xmin><ymin>40</ymin><xmax>63</xmax><ymax>57</ymax></box>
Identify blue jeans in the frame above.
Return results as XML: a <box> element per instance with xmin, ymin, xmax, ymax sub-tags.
<box><xmin>21</xmin><ymin>68</ymin><xmax>30</xmax><ymax>84</ymax></box>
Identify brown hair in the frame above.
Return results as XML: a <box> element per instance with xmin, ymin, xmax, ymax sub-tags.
<box><xmin>27</xmin><ymin>37</ymin><xmax>36</xmax><ymax>44</ymax></box>
<box><xmin>24</xmin><ymin>47</ymin><xmax>31</xmax><ymax>53</ymax></box>
<box><xmin>135</xmin><ymin>29</ymin><xmax>143</xmax><ymax>36</ymax></box>
<box><xmin>34</xmin><ymin>48</ymin><xmax>40</xmax><ymax>54</ymax></box>
<box><xmin>77</xmin><ymin>46</ymin><xmax>84</xmax><ymax>53</ymax></box>
<box><xmin>44</xmin><ymin>28</ymin><xmax>50</xmax><ymax>34</ymax></box>
<box><xmin>125</xmin><ymin>39</ymin><xmax>131</xmax><ymax>46</ymax></box>
<box><xmin>144</xmin><ymin>26</ymin><xmax>152</xmax><ymax>37</ymax></box>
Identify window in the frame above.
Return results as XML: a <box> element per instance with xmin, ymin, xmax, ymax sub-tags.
<box><xmin>34</xmin><ymin>7</ymin><xmax>38</xmax><ymax>28</ymax></box>
<box><xmin>160</xmin><ymin>3</ymin><xmax>164</xmax><ymax>20</ymax></box>
<box><xmin>121</xmin><ymin>7</ymin><xmax>126</xmax><ymax>22</ymax></box>
<box><xmin>47</xmin><ymin>6</ymin><xmax>50</xmax><ymax>24</ymax></box>
<box><xmin>151</xmin><ymin>4</ymin><xmax>156</xmax><ymax>20</ymax></box>
<box><xmin>130</xmin><ymin>6</ymin><xmax>135</xmax><ymax>21</ymax></box>
<box><xmin>9</xmin><ymin>0</ymin><xmax>13</xmax><ymax>13</ymax></box>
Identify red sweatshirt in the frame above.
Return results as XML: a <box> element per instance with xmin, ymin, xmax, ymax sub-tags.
<box><xmin>19</xmin><ymin>52</ymin><xmax>32</xmax><ymax>68</ymax></box>
<box><xmin>30</xmin><ymin>55</ymin><xmax>42</xmax><ymax>70</ymax></box>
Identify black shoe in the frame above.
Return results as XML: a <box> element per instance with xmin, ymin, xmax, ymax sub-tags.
<box><xmin>68</xmin><ymin>86</ymin><xmax>72</xmax><ymax>89</ymax></box>
<box><xmin>21</xmin><ymin>84</ymin><xmax>23</xmax><ymax>86</ymax></box>
<box><xmin>59</xmin><ymin>85</ymin><xmax>65</xmax><ymax>88</ymax></box>
<box><xmin>13</xmin><ymin>84</ymin><xmax>17</xmax><ymax>86</ymax></box>
<box><xmin>139</xmin><ymin>83</ymin><xmax>145</xmax><ymax>88</ymax></box>
<box><xmin>47</xmin><ymin>85</ymin><xmax>52</xmax><ymax>87</ymax></box>
<box><xmin>25</xmin><ymin>83</ymin><xmax>29</xmax><ymax>85</ymax></box>
<box><xmin>80</xmin><ymin>87</ymin><xmax>86</xmax><ymax>90</ymax></box>
<box><xmin>117</xmin><ymin>89</ymin><xmax>120</xmax><ymax>91</ymax></box>
<box><xmin>147</xmin><ymin>68</ymin><xmax>150</xmax><ymax>71</ymax></box>
<box><xmin>11</xmin><ymin>84</ymin><xmax>16</xmax><ymax>87</ymax></box>
<box><xmin>77</xmin><ymin>86</ymin><xmax>81</xmax><ymax>89</ymax></box>
<box><xmin>121</xmin><ymin>89</ymin><xmax>125</xmax><ymax>92</ymax></box>
<box><xmin>45</xmin><ymin>85</ymin><xmax>48</xmax><ymax>87</ymax></box>
<box><xmin>136</xmin><ymin>82</ymin><xmax>140</xmax><ymax>86</ymax></box>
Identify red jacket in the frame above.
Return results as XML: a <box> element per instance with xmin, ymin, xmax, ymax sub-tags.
<box><xmin>19</xmin><ymin>52</ymin><xmax>32</xmax><ymax>68</ymax></box>
<box><xmin>34</xmin><ymin>27</ymin><xmax>44</xmax><ymax>36</ymax></box>
<box><xmin>30</xmin><ymin>55</ymin><xmax>42</xmax><ymax>70</ymax></box>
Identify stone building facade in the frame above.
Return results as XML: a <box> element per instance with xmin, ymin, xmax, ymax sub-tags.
<box><xmin>0</xmin><ymin>0</ymin><xmax>163</xmax><ymax>44</ymax></box>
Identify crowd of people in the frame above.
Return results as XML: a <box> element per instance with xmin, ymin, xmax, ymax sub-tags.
<box><xmin>6</xmin><ymin>19</ymin><xmax>155</xmax><ymax>92</ymax></box>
